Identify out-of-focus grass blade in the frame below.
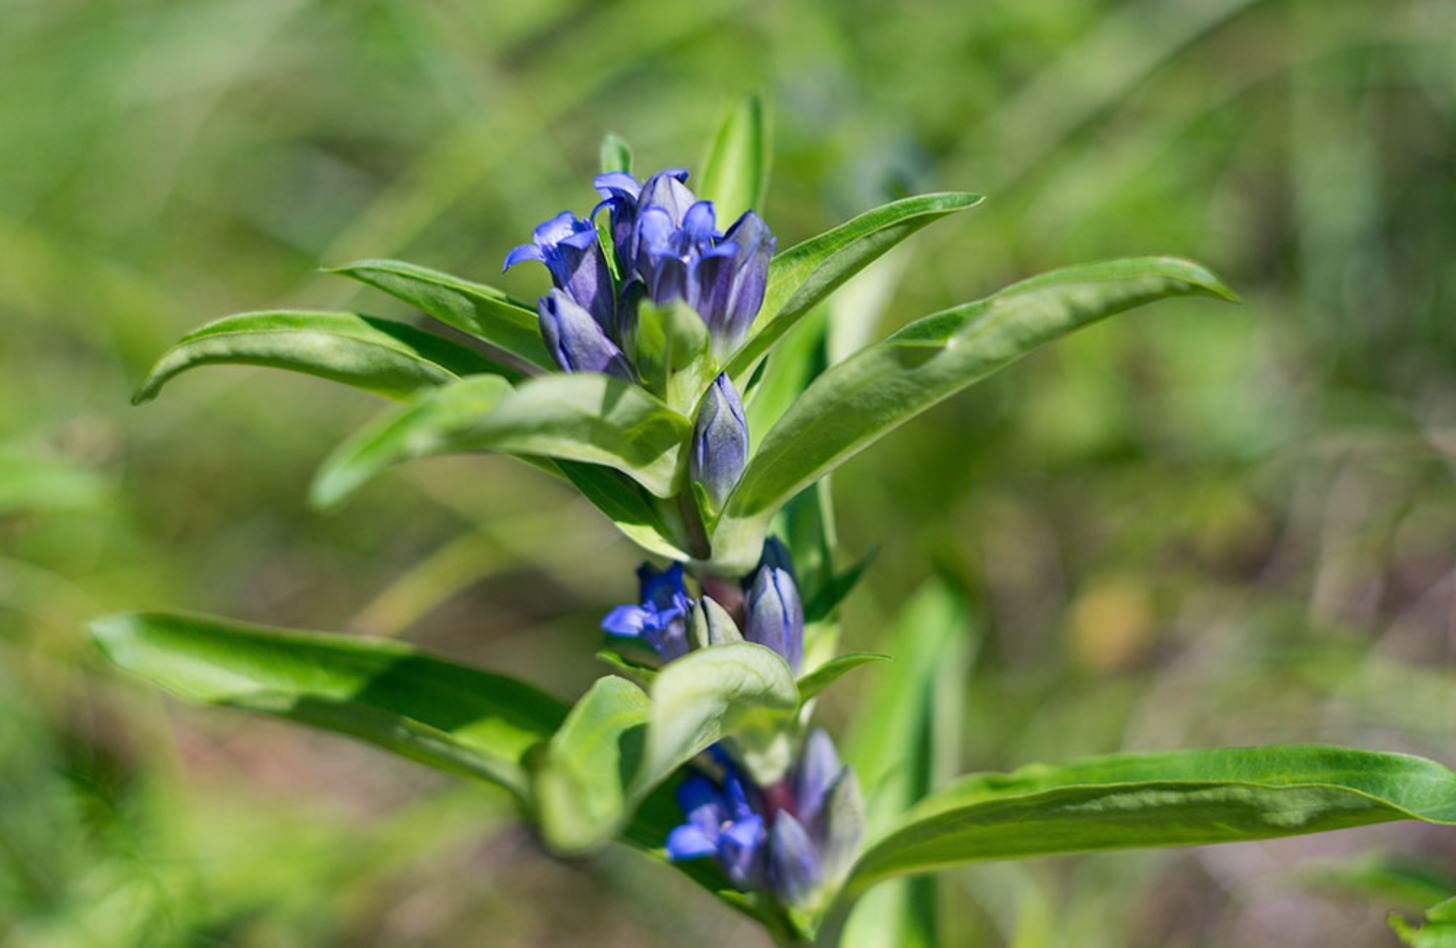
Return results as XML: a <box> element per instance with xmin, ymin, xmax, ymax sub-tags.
<box><xmin>697</xmin><ymin>94</ymin><xmax>769</xmax><ymax>226</ymax></box>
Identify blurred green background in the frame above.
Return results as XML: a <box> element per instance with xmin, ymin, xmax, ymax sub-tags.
<box><xmin>4</xmin><ymin>0</ymin><xmax>1455</xmax><ymax>944</ymax></box>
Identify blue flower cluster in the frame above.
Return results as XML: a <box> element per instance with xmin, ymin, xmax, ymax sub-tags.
<box><xmin>666</xmin><ymin>732</ymin><xmax>862</xmax><ymax>908</ymax></box>
<box><xmin>504</xmin><ymin>168</ymin><xmax>775</xmax><ymax>375</ymax></box>
<box><xmin>505</xmin><ymin>167</ymin><xmax>769</xmax><ymax>509</ymax></box>
<box><xmin>599</xmin><ymin>540</ymin><xmax>861</xmax><ymax>907</ymax></box>
<box><xmin>601</xmin><ymin>538</ymin><xmax>804</xmax><ymax>674</ymax></box>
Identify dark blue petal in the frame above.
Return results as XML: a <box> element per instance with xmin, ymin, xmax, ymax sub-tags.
<box><xmin>515</xmin><ymin>213</ymin><xmax>616</xmax><ymax>332</ymax></box>
<box><xmin>768</xmin><ymin>812</ymin><xmax>823</xmax><ymax>906</ymax></box>
<box><xmin>718</xmin><ymin>813</ymin><xmax>767</xmax><ymax>889</ymax></box>
<box><xmin>503</xmin><ymin>243</ymin><xmax>544</xmax><ymax>271</ymax></box>
<box><xmin>600</xmin><ymin>604</ymin><xmax>649</xmax><ymax>638</ymax></box>
<box><xmin>638</xmin><ymin>169</ymin><xmax>695</xmax><ymax>226</ymax></box>
<box><xmin>757</xmin><ymin>536</ymin><xmax>796</xmax><ymax>579</ymax></box>
<box><xmin>538</xmin><ymin>290</ymin><xmax>633</xmax><ymax>379</ymax></box>
<box><xmin>676</xmin><ymin>774</ymin><xmax>722</xmax><ymax>817</ymax></box>
<box><xmin>744</xmin><ymin>565</ymin><xmax>805</xmax><ymax>673</ymax></box>
<box><xmin>638</xmin><ymin>562</ymin><xmax>687</xmax><ymax>613</ymax></box>
<box><xmin>681</xmin><ymin>201</ymin><xmax>719</xmax><ymax>245</ymax></box>
<box><xmin>666</xmin><ymin>823</ymin><xmax>719</xmax><ymax>861</ymax></box>
<box><xmin>691</xmin><ymin>374</ymin><xmax>749</xmax><ymax>508</ymax></box>
<box><xmin>715</xmin><ymin>210</ymin><xmax>775</xmax><ymax>350</ymax></box>
<box><xmin>593</xmin><ymin>171</ymin><xmax>641</xmax><ymax>200</ymax></box>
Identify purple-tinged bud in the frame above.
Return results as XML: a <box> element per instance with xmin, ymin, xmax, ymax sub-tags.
<box><xmin>505</xmin><ymin>212</ymin><xmax>615</xmax><ymax>332</ymax></box>
<box><xmin>690</xmin><ymin>374</ymin><xmax>749</xmax><ymax>509</ymax></box>
<box><xmin>698</xmin><ymin>210</ymin><xmax>774</xmax><ymax>355</ymax></box>
<box><xmin>768</xmin><ymin>812</ymin><xmax>824</xmax><ymax>907</ymax></box>
<box><xmin>744</xmin><ymin>562</ymin><xmax>804</xmax><ymax>673</ymax></box>
<box><xmin>757</xmin><ymin>536</ymin><xmax>796</xmax><ymax>580</ymax></box>
<box><xmin>538</xmin><ymin>290</ymin><xmax>634</xmax><ymax>380</ymax></box>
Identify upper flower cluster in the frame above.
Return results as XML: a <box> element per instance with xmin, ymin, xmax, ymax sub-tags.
<box><xmin>505</xmin><ymin>168</ymin><xmax>776</xmax><ymax>377</ymax></box>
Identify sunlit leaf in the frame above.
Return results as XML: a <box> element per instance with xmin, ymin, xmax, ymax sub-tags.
<box><xmin>713</xmin><ymin>257</ymin><xmax>1237</xmax><ymax>570</ymax></box>
<box><xmin>1391</xmin><ymin>897</ymin><xmax>1456</xmax><ymax>947</ymax></box>
<box><xmin>796</xmin><ymin>653</ymin><xmax>891</xmax><ymax>704</ymax></box>
<box><xmin>132</xmin><ymin>311</ymin><xmax>507</xmax><ymax>404</ymax></box>
<box><xmin>844</xmin><ymin>745</ymin><xmax>1456</xmax><ymax>901</ymax></box>
<box><xmin>327</xmin><ymin>259</ymin><xmax>551</xmax><ymax>370</ymax></box>
<box><xmin>534</xmin><ymin>643</ymin><xmax>798</xmax><ymax>853</ymax></box>
<box><xmin>311</xmin><ymin>373</ymin><xmax>691</xmax><ymax>508</ymax></box>
<box><xmin>726</xmin><ymin>192</ymin><xmax>983</xmax><ymax>383</ymax></box>
<box><xmin>91</xmin><ymin>612</ymin><xmax>566</xmax><ymax>801</ymax></box>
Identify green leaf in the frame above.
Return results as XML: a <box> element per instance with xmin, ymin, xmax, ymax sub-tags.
<box><xmin>632</xmin><ymin>300</ymin><xmax>711</xmax><ymax>413</ymax></box>
<box><xmin>696</xmin><ymin>94</ymin><xmax>769</xmax><ymax>227</ymax></box>
<box><xmin>327</xmin><ymin>259</ymin><xmax>552</xmax><ymax>371</ymax></box>
<box><xmin>554</xmin><ymin>461</ymin><xmax>691</xmax><ymax>561</ymax></box>
<box><xmin>534</xmin><ymin>643</ymin><xmax>798</xmax><ymax>853</ymax></box>
<box><xmin>600</xmin><ymin>132</ymin><xmax>633</xmax><ymax>175</ymax></box>
<box><xmin>796</xmin><ymin>653</ymin><xmax>891</xmax><ymax>704</ymax></box>
<box><xmin>726</xmin><ymin>192</ymin><xmax>984</xmax><ymax>383</ymax></box>
<box><xmin>1392</xmin><ymin>897</ymin><xmax>1456</xmax><ymax>947</ymax></box>
<box><xmin>713</xmin><ymin>256</ymin><xmax>1237</xmax><ymax>570</ymax></box>
<box><xmin>132</xmin><ymin>311</ymin><xmax>507</xmax><ymax>405</ymax></box>
<box><xmin>595</xmin><ymin>649</ymin><xmax>659</xmax><ymax>685</ymax></box>
<box><xmin>311</xmin><ymin>373</ymin><xmax>691</xmax><ymax>509</ymax></box>
<box><xmin>534</xmin><ymin>676</ymin><xmax>652</xmax><ymax>850</ymax></box>
<box><xmin>90</xmin><ymin>612</ymin><xmax>566</xmax><ymax>801</ymax></box>
<box><xmin>843</xmin><ymin>745</ymin><xmax>1456</xmax><ymax>901</ymax></box>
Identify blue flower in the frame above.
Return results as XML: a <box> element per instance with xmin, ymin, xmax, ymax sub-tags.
<box><xmin>510</xmin><ymin>168</ymin><xmax>776</xmax><ymax>377</ymax></box>
<box><xmin>601</xmin><ymin>562</ymin><xmax>692</xmax><ymax>661</ymax></box>
<box><xmin>691</xmin><ymin>373</ymin><xmax>749</xmax><ymax>508</ymax></box>
<box><xmin>667</xmin><ymin>731</ymin><xmax>864</xmax><ymax>908</ymax></box>
<box><xmin>666</xmin><ymin>768</ymin><xmax>767</xmax><ymax>890</ymax></box>
<box><xmin>504</xmin><ymin>211</ymin><xmax>616</xmax><ymax>335</ymax></box>
<box><xmin>538</xmin><ymin>289</ymin><xmax>633</xmax><ymax>379</ymax></box>
<box><xmin>595</xmin><ymin>168</ymin><xmax>775</xmax><ymax>356</ymax></box>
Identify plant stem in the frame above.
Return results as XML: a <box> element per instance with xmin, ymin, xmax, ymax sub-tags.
<box><xmin>676</xmin><ymin>492</ymin><xmax>712</xmax><ymax>560</ymax></box>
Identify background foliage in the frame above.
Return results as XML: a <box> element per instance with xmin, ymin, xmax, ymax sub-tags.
<box><xmin>3</xmin><ymin>0</ymin><xmax>1455</xmax><ymax>944</ymax></box>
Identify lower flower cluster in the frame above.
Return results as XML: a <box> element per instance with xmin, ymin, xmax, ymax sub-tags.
<box><xmin>599</xmin><ymin>538</ymin><xmax>863</xmax><ymax>910</ymax></box>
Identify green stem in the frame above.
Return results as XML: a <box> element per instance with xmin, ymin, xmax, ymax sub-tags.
<box><xmin>676</xmin><ymin>492</ymin><xmax>712</xmax><ymax>560</ymax></box>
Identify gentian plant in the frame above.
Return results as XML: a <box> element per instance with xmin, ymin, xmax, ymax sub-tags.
<box><xmin>94</xmin><ymin>99</ymin><xmax>1456</xmax><ymax>945</ymax></box>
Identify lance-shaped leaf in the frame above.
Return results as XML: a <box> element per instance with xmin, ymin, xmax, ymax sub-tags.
<box><xmin>697</xmin><ymin>94</ymin><xmax>769</xmax><ymax>227</ymax></box>
<box><xmin>327</xmin><ymin>259</ymin><xmax>552</xmax><ymax>370</ymax></box>
<box><xmin>712</xmin><ymin>257</ymin><xmax>1237</xmax><ymax>570</ymax></box>
<box><xmin>726</xmin><ymin>192</ymin><xmax>983</xmax><ymax>382</ymax></box>
<box><xmin>554</xmin><ymin>461</ymin><xmax>691</xmax><ymax>561</ymax></box>
<box><xmin>1391</xmin><ymin>896</ymin><xmax>1456</xmax><ymax>947</ymax></box>
<box><xmin>133</xmin><ymin>311</ymin><xmax>509</xmax><ymax>405</ymax></box>
<box><xmin>796</xmin><ymin>653</ymin><xmax>891</xmax><ymax>705</ymax></box>
<box><xmin>841</xmin><ymin>745</ymin><xmax>1456</xmax><ymax>902</ymax></box>
<box><xmin>534</xmin><ymin>643</ymin><xmax>798</xmax><ymax>853</ymax></box>
<box><xmin>312</xmin><ymin>373</ymin><xmax>691</xmax><ymax>508</ymax></box>
<box><xmin>90</xmin><ymin>612</ymin><xmax>566</xmax><ymax>801</ymax></box>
